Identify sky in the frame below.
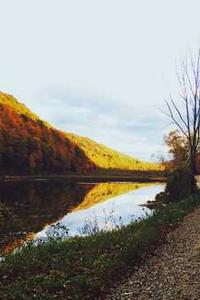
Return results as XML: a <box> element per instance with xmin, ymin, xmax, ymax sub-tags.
<box><xmin>0</xmin><ymin>0</ymin><xmax>200</xmax><ymax>161</ymax></box>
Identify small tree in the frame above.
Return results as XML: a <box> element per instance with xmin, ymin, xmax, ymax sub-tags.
<box><xmin>164</xmin><ymin>49</ymin><xmax>200</xmax><ymax>191</ymax></box>
<box><xmin>164</xmin><ymin>130</ymin><xmax>188</xmax><ymax>171</ymax></box>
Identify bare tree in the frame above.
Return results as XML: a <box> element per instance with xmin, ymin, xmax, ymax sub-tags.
<box><xmin>164</xmin><ymin>49</ymin><xmax>200</xmax><ymax>189</ymax></box>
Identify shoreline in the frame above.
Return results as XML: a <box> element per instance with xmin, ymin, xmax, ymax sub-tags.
<box><xmin>0</xmin><ymin>174</ymin><xmax>166</xmax><ymax>183</ymax></box>
<box><xmin>1</xmin><ymin>193</ymin><xmax>199</xmax><ymax>299</ymax></box>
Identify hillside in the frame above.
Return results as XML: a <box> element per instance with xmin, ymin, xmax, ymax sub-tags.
<box><xmin>67</xmin><ymin>133</ymin><xmax>161</xmax><ymax>172</ymax></box>
<box><xmin>0</xmin><ymin>92</ymin><xmax>162</xmax><ymax>175</ymax></box>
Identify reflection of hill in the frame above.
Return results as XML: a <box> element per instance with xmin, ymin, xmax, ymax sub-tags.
<box><xmin>0</xmin><ymin>181</ymin><xmax>93</xmax><ymax>254</ymax></box>
<box><xmin>72</xmin><ymin>182</ymin><xmax>155</xmax><ymax>211</ymax></box>
<box><xmin>0</xmin><ymin>181</ymin><xmax>157</xmax><ymax>255</ymax></box>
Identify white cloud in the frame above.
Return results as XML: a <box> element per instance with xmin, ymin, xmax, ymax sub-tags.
<box><xmin>24</xmin><ymin>87</ymin><xmax>166</xmax><ymax>160</ymax></box>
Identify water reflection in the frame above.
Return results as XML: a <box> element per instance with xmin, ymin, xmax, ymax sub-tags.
<box><xmin>37</xmin><ymin>183</ymin><xmax>164</xmax><ymax>239</ymax></box>
<box><xmin>0</xmin><ymin>181</ymin><xmax>165</xmax><ymax>254</ymax></box>
<box><xmin>0</xmin><ymin>181</ymin><xmax>92</xmax><ymax>254</ymax></box>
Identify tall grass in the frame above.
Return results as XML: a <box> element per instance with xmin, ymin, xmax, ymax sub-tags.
<box><xmin>0</xmin><ymin>193</ymin><xmax>199</xmax><ymax>299</ymax></box>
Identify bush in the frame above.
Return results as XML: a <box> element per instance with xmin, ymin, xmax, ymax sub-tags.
<box><xmin>165</xmin><ymin>168</ymin><xmax>194</xmax><ymax>201</ymax></box>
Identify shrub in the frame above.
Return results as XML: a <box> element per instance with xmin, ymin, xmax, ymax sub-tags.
<box><xmin>165</xmin><ymin>168</ymin><xmax>194</xmax><ymax>201</ymax></box>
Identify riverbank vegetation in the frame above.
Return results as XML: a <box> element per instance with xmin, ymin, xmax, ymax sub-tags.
<box><xmin>162</xmin><ymin>129</ymin><xmax>199</xmax><ymax>202</ymax></box>
<box><xmin>0</xmin><ymin>191</ymin><xmax>199</xmax><ymax>299</ymax></box>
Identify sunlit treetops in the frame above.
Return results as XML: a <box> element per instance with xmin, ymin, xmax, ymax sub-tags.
<box><xmin>0</xmin><ymin>92</ymin><xmax>162</xmax><ymax>175</ymax></box>
<box><xmin>0</xmin><ymin>92</ymin><xmax>40</xmax><ymax>122</ymax></box>
<box><xmin>67</xmin><ymin>134</ymin><xmax>162</xmax><ymax>171</ymax></box>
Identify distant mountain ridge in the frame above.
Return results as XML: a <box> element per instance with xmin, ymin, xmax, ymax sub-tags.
<box><xmin>0</xmin><ymin>92</ymin><xmax>162</xmax><ymax>175</ymax></box>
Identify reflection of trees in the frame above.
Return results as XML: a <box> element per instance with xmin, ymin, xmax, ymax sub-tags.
<box><xmin>0</xmin><ymin>181</ymin><xmax>93</xmax><ymax>253</ymax></box>
<box><xmin>72</xmin><ymin>182</ymin><xmax>155</xmax><ymax>211</ymax></box>
<box><xmin>0</xmin><ymin>181</ymin><xmax>155</xmax><ymax>254</ymax></box>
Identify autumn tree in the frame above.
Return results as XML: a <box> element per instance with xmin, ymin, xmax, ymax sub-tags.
<box><xmin>164</xmin><ymin>130</ymin><xmax>188</xmax><ymax>171</ymax></box>
<box><xmin>164</xmin><ymin>49</ymin><xmax>200</xmax><ymax>190</ymax></box>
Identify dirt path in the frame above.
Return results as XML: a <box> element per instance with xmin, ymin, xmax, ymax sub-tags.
<box><xmin>106</xmin><ymin>205</ymin><xmax>200</xmax><ymax>300</ymax></box>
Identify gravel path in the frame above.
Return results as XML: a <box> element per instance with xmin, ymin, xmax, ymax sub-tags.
<box><xmin>106</xmin><ymin>206</ymin><xmax>200</xmax><ymax>300</ymax></box>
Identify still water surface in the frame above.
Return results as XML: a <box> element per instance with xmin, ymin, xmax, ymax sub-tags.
<box><xmin>37</xmin><ymin>182</ymin><xmax>164</xmax><ymax>239</ymax></box>
<box><xmin>0</xmin><ymin>181</ymin><xmax>165</xmax><ymax>254</ymax></box>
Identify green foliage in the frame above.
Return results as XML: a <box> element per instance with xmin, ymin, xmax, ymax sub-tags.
<box><xmin>0</xmin><ymin>193</ymin><xmax>199</xmax><ymax>299</ymax></box>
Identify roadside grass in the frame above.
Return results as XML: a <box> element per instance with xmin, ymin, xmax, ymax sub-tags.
<box><xmin>0</xmin><ymin>193</ymin><xmax>200</xmax><ymax>299</ymax></box>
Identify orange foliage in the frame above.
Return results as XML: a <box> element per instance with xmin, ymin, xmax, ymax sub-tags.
<box><xmin>0</xmin><ymin>104</ymin><xmax>95</xmax><ymax>175</ymax></box>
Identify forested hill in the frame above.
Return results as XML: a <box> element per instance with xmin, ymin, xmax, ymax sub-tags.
<box><xmin>0</xmin><ymin>92</ymin><xmax>162</xmax><ymax>175</ymax></box>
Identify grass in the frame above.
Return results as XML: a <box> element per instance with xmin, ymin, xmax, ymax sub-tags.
<box><xmin>0</xmin><ymin>193</ymin><xmax>200</xmax><ymax>299</ymax></box>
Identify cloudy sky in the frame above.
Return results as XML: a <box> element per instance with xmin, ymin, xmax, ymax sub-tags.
<box><xmin>0</xmin><ymin>0</ymin><xmax>200</xmax><ymax>160</ymax></box>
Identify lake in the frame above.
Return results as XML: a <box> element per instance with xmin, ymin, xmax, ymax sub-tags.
<box><xmin>0</xmin><ymin>181</ymin><xmax>165</xmax><ymax>254</ymax></box>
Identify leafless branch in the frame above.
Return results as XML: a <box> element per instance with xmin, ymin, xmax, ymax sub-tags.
<box><xmin>164</xmin><ymin>48</ymin><xmax>200</xmax><ymax>177</ymax></box>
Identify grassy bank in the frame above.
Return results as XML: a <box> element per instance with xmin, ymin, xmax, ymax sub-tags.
<box><xmin>0</xmin><ymin>193</ymin><xmax>200</xmax><ymax>299</ymax></box>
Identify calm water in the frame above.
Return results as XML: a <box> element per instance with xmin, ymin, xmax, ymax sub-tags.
<box><xmin>0</xmin><ymin>181</ymin><xmax>165</xmax><ymax>254</ymax></box>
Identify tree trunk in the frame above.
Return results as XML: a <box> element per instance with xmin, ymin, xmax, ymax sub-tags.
<box><xmin>190</xmin><ymin>150</ymin><xmax>197</xmax><ymax>192</ymax></box>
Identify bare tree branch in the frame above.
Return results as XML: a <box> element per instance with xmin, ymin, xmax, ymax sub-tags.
<box><xmin>164</xmin><ymin>48</ymin><xmax>200</xmax><ymax>182</ymax></box>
